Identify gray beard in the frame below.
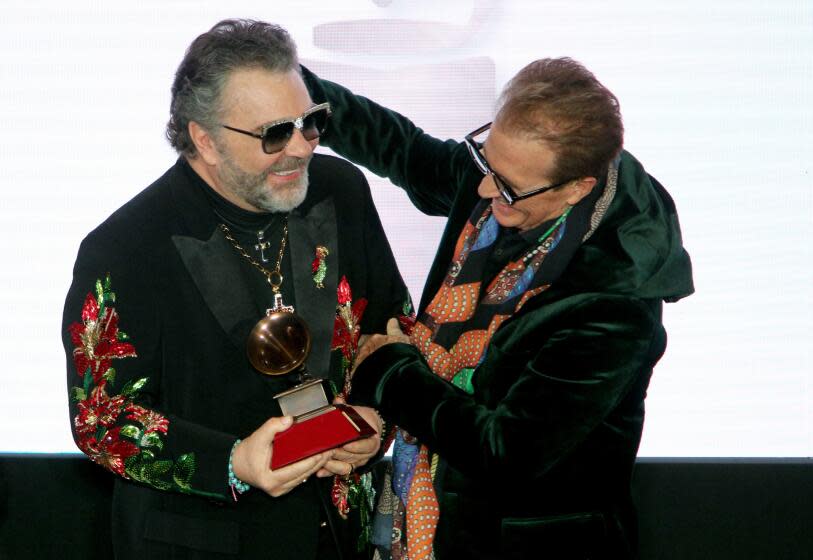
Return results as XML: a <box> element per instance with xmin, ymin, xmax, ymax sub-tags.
<box><xmin>216</xmin><ymin>154</ymin><xmax>309</xmax><ymax>213</ymax></box>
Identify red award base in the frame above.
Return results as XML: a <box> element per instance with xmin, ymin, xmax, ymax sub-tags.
<box><xmin>270</xmin><ymin>404</ymin><xmax>376</xmax><ymax>470</ymax></box>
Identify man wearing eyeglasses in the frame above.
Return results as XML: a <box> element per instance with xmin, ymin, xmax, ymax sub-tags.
<box><xmin>302</xmin><ymin>58</ymin><xmax>693</xmax><ymax>559</ymax></box>
<box><xmin>62</xmin><ymin>20</ymin><xmax>408</xmax><ymax>560</ymax></box>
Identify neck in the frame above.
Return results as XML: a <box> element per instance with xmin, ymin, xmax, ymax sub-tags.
<box><xmin>185</xmin><ymin>155</ymin><xmax>262</xmax><ymax>213</ymax></box>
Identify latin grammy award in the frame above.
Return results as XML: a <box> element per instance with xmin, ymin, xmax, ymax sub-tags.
<box><xmin>247</xmin><ymin>293</ymin><xmax>375</xmax><ymax>470</ymax></box>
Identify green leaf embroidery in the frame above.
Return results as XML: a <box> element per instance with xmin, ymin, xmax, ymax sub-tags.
<box><xmin>71</xmin><ymin>387</ymin><xmax>86</xmax><ymax>402</ymax></box>
<box><xmin>124</xmin><ymin>454</ymin><xmax>141</xmax><ymax>472</ymax></box>
<box><xmin>120</xmin><ymin>377</ymin><xmax>148</xmax><ymax>397</ymax></box>
<box><xmin>119</xmin><ymin>424</ymin><xmax>141</xmax><ymax>440</ymax></box>
<box><xmin>148</xmin><ymin>460</ymin><xmax>173</xmax><ymax>477</ymax></box>
<box><xmin>83</xmin><ymin>369</ymin><xmax>93</xmax><ymax>397</ymax></box>
<box><xmin>173</xmin><ymin>454</ymin><xmax>196</xmax><ymax>489</ymax></box>
<box><xmin>95</xmin><ymin>278</ymin><xmax>104</xmax><ymax>305</ymax></box>
<box><xmin>73</xmin><ymin>276</ymin><xmax>225</xmax><ymax>501</ymax></box>
<box><xmin>140</xmin><ymin>431</ymin><xmax>163</xmax><ymax>450</ymax></box>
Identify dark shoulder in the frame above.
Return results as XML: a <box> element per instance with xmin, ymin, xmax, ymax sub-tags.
<box><xmin>80</xmin><ymin>162</ymin><xmax>186</xmax><ymax>258</ymax></box>
<box><xmin>308</xmin><ymin>153</ymin><xmax>369</xmax><ymax>197</ymax></box>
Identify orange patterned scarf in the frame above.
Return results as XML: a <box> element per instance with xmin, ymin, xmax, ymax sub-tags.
<box><xmin>393</xmin><ymin>199</ymin><xmax>574</xmax><ymax>559</ymax></box>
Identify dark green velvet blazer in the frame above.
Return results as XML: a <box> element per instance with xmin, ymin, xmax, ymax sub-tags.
<box><xmin>61</xmin><ymin>155</ymin><xmax>407</xmax><ymax>559</ymax></box>
<box><xmin>304</xmin><ymin>68</ymin><xmax>694</xmax><ymax>560</ymax></box>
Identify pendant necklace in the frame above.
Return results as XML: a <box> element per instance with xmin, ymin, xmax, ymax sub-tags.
<box><xmin>219</xmin><ymin>220</ymin><xmax>312</xmax><ymax>377</ymax></box>
<box><xmin>211</xmin><ymin>208</ymin><xmax>276</xmax><ymax>264</ymax></box>
<box><xmin>254</xmin><ymin>224</ymin><xmax>274</xmax><ymax>263</ymax></box>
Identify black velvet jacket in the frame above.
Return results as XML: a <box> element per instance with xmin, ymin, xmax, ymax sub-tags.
<box><xmin>61</xmin><ymin>154</ymin><xmax>407</xmax><ymax>559</ymax></box>
<box><xmin>304</xmin><ymin>68</ymin><xmax>694</xmax><ymax>560</ymax></box>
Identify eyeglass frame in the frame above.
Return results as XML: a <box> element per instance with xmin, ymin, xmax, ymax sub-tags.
<box><xmin>464</xmin><ymin>122</ymin><xmax>573</xmax><ymax>206</ymax></box>
<box><xmin>221</xmin><ymin>102</ymin><xmax>332</xmax><ymax>154</ymax></box>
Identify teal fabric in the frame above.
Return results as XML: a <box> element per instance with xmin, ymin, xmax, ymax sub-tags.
<box><xmin>304</xmin><ymin>67</ymin><xmax>693</xmax><ymax>560</ymax></box>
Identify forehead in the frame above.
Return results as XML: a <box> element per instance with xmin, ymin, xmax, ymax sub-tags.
<box><xmin>484</xmin><ymin>122</ymin><xmax>558</xmax><ymax>184</ymax></box>
<box><xmin>220</xmin><ymin>67</ymin><xmax>312</xmax><ymax>126</ymax></box>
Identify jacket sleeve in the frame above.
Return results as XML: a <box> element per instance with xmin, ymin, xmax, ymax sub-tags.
<box><xmin>302</xmin><ymin>65</ymin><xmax>479</xmax><ymax>218</ymax></box>
<box><xmin>348</xmin><ymin>295</ymin><xmax>661</xmax><ymax>479</ymax></box>
<box><xmin>63</xmin><ymin>232</ymin><xmax>235</xmax><ymax>502</ymax></box>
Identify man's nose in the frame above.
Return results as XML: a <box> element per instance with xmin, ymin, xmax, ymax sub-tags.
<box><xmin>283</xmin><ymin>128</ymin><xmax>314</xmax><ymax>159</ymax></box>
<box><xmin>476</xmin><ymin>174</ymin><xmax>500</xmax><ymax>199</ymax></box>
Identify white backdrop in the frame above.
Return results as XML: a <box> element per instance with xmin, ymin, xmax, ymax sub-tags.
<box><xmin>0</xmin><ymin>0</ymin><xmax>810</xmax><ymax>457</ymax></box>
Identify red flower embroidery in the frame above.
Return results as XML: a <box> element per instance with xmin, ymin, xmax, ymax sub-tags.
<box><xmin>66</xmin><ymin>277</ymin><xmax>210</xmax><ymax>497</ymax></box>
<box><xmin>332</xmin><ymin>299</ymin><xmax>368</xmax><ymax>361</ymax></box>
<box><xmin>331</xmin><ymin>474</ymin><xmax>354</xmax><ymax>517</ymax></box>
<box><xmin>398</xmin><ymin>313</ymin><xmax>417</xmax><ymax>337</ymax></box>
<box><xmin>78</xmin><ymin>426</ymin><xmax>140</xmax><ymax>477</ymax></box>
<box><xmin>69</xmin><ymin>292</ymin><xmax>136</xmax><ymax>383</ymax></box>
<box><xmin>126</xmin><ymin>404</ymin><xmax>169</xmax><ymax>434</ymax></box>
<box><xmin>74</xmin><ymin>384</ymin><xmax>127</xmax><ymax>437</ymax></box>
<box><xmin>337</xmin><ymin>275</ymin><xmax>352</xmax><ymax>305</ymax></box>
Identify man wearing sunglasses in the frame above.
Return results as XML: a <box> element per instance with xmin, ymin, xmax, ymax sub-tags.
<box><xmin>62</xmin><ymin>19</ymin><xmax>408</xmax><ymax>560</ymax></box>
<box><xmin>302</xmin><ymin>57</ymin><xmax>693</xmax><ymax>560</ymax></box>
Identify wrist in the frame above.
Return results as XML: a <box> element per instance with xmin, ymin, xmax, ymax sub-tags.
<box><xmin>228</xmin><ymin>439</ymin><xmax>250</xmax><ymax>500</ymax></box>
<box><xmin>372</xmin><ymin>408</ymin><xmax>386</xmax><ymax>437</ymax></box>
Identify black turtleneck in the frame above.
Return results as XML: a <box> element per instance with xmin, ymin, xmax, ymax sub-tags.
<box><xmin>180</xmin><ymin>159</ymin><xmax>296</xmax><ymax>316</ymax></box>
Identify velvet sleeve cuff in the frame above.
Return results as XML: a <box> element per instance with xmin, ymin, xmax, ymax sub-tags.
<box><xmin>348</xmin><ymin>342</ymin><xmax>466</xmax><ymax>443</ymax></box>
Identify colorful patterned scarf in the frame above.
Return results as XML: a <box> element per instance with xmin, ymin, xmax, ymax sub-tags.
<box><xmin>371</xmin><ymin>163</ymin><xmax>617</xmax><ymax>559</ymax></box>
<box><xmin>374</xmin><ymin>196</ymin><xmax>584</xmax><ymax>559</ymax></box>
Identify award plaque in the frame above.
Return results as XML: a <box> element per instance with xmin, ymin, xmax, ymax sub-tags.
<box><xmin>270</xmin><ymin>379</ymin><xmax>376</xmax><ymax>469</ymax></box>
<box><xmin>247</xmin><ymin>294</ymin><xmax>375</xmax><ymax>470</ymax></box>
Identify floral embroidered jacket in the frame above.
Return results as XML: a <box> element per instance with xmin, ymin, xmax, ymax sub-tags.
<box><xmin>62</xmin><ymin>154</ymin><xmax>408</xmax><ymax>559</ymax></box>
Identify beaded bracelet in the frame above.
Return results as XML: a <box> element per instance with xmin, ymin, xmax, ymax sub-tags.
<box><xmin>374</xmin><ymin>409</ymin><xmax>386</xmax><ymax>438</ymax></box>
<box><xmin>228</xmin><ymin>439</ymin><xmax>250</xmax><ymax>501</ymax></box>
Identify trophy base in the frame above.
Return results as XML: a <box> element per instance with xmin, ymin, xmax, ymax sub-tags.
<box><xmin>270</xmin><ymin>404</ymin><xmax>376</xmax><ymax>470</ymax></box>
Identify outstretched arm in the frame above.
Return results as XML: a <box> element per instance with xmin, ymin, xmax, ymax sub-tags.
<box><xmin>347</xmin><ymin>296</ymin><xmax>661</xmax><ymax>480</ymax></box>
<box><xmin>302</xmin><ymin>65</ymin><xmax>481</xmax><ymax>218</ymax></box>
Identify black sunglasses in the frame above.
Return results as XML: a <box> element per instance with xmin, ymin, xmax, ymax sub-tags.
<box><xmin>222</xmin><ymin>103</ymin><xmax>332</xmax><ymax>154</ymax></box>
<box><xmin>464</xmin><ymin>122</ymin><xmax>572</xmax><ymax>206</ymax></box>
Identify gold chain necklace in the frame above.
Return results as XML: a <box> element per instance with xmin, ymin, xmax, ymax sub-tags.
<box><xmin>219</xmin><ymin>220</ymin><xmax>288</xmax><ymax>294</ymax></box>
<box><xmin>219</xmin><ymin>219</ymin><xmax>312</xmax><ymax>377</ymax></box>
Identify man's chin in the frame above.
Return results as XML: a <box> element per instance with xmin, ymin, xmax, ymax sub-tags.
<box><xmin>255</xmin><ymin>178</ymin><xmax>308</xmax><ymax>213</ymax></box>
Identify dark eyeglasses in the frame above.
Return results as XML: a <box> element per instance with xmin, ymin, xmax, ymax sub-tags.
<box><xmin>222</xmin><ymin>102</ymin><xmax>332</xmax><ymax>154</ymax></box>
<box><xmin>464</xmin><ymin>122</ymin><xmax>572</xmax><ymax>206</ymax></box>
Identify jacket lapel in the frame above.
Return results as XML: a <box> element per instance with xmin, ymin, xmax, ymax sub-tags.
<box><xmin>167</xmin><ymin>157</ymin><xmax>339</xmax><ymax>378</ymax></box>
<box><xmin>172</xmin><ymin>229</ymin><xmax>261</xmax><ymax>349</ymax></box>
<box><xmin>288</xmin><ymin>195</ymin><xmax>338</xmax><ymax>380</ymax></box>
<box><xmin>167</xmin><ymin>159</ymin><xmax>261</xmax><ymax>350</ymax></box>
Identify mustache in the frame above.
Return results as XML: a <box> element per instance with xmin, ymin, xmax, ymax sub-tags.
<box><xmin>267</xmin><ymin>156</ymin><xmax>309</xmax><ymax>174</ymax></box>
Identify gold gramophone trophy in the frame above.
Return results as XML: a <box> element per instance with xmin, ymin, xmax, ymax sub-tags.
<box><xmin>247</xmin><ymin>293</ymin><xmax>374</xmax><ymax>469</ymax></box>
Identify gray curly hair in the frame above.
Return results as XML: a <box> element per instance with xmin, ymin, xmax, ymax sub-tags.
<box><xmin>166</xmin><ymin>19</ymin><xmax>299</xmax><ymax>157</ymax></box>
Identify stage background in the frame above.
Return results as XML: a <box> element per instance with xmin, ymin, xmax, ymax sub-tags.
<box><xmin>1</xmin><ymin>2</ymin><xmax>811</xmax><ymax>559</ymax></box>
<box><xmin>0</xmin><ymin>1</ymin><xmax>810</xmax><ymax>459</ymax></box>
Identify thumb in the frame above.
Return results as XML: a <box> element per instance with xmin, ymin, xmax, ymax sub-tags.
<box><xmin>386</xmin><ymin>317</ymin><xmax>404</xmax><ymax>337</ymax></box>
<box><xmin>260</xmin><ymin>415</ymin><xmax>293</xmax><ymax>441</ymax></box>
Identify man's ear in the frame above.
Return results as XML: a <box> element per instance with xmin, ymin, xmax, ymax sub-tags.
<box><xmin>188</xmin><ymin>121</ymin><xmax>219</xmax><ymax>166</ymax></box>
<box><xmin>566</xmin><ymin>176</ymin><xmax>598</xmax><ymax>206</ymax></box>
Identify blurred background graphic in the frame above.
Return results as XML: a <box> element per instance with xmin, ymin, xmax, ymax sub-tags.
<box><xmin>0</xmin><ymin>0</ymin><xmax>810</xmax><ymax>458</ymax></box>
